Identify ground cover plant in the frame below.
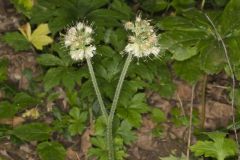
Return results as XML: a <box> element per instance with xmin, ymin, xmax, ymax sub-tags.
<box><xmin>0</xmin><ymin>0</ymin><xmax>240</xmax><ymax>160</ymax></box>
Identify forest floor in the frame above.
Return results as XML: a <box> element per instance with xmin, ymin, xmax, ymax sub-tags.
<box><xmin>0</xmin><ymin>1</ymin><xmax>237</xmax><ymax>160</ymax></box>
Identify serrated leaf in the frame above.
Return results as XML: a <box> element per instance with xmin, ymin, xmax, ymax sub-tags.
<box><xmin>43</xmin><ymin>67</ymin><xmax>63</xmax><ymax>91</ymax></box>
<box><xmin>117</xmin><ymin>120</ymin><xmax>136</xmax><ymax>144</ymax></box>
<box><xmin>1</xmin><ymin>32</ymin><xmax>31</xmax><ymax>51</ymax></box>
<box><xmin>19</xmin><ymin>23</ymin><xmax>53</xmax><ymax>50</ymax></box>
<box><xmin>37</xmin><ymin>54</ymin><xmax>64</xmax><ymax>66</ymax></box>
<box><xmin>37</xmin><ymin>142</ymin><xmax>66</xmax><ymax>160</ymax></box>
<box><xmin>12</xmin><ymin>123</ymin><xmax>51</xmax><ymax>141</ymax></box>
<box><xmin>190</xmin><ymin>132</ymin><xmax>238</xmax><ymax>160</ymax></box>
<box><xmin>68</xmin><ymin>108</ymin><xmax>88</xmax><ymax>136</ymax></box>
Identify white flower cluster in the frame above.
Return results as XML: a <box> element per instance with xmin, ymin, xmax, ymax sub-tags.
<box><xmin>64</xmin><ymin>22</ymin><xmax>96</xmax><ymax>61</ymax></box>
<box><xmin>124</xmin><ymin>15</ymin><xmax>160</xmax><ymax>58</ymax></box>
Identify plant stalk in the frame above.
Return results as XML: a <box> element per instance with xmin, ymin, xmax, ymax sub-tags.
<box><xmin>204</xmin><ymin>13</ymin><xmax>239</xmax><ymax>146</ymax></box>
<box><xmin>86</xmin><ymin>57</ymin><xmax>108</xmax><ymax>122</ymax></box>
<box><xmin>186</xmin><ymin>84</ymin><xmax>196</xmax><ymax>160</ymax></box>
<box><xmin>201</xmin><ymin>74</ymin><xmax>207</xmax><ymax>129</ymax></box>
<box><xmin>107</xmin><ymin>54</ymin><xmax>132</xmax><ymax>160</ymax></box>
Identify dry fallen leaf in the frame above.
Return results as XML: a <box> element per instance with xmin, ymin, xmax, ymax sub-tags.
<box><xmin>81</xmin><ymin>127</ymin><xmax>94</xmax><ymax>157</ymax></box>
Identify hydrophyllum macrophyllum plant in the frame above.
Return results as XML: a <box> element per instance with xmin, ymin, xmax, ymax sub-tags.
<box><xmin>64</xmin><ymin>15</ymin><xmax>160</xmax><ymax>160</ymax></box>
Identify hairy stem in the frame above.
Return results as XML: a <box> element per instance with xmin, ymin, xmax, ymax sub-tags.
<box><xmin>201</xmin><ymin>74</ymin><xmax>207</xmax><ymax>129</ymax></box>
<box><xmin>186</xmin><ymin>84</ymin><xmax>196</xmax><ymax>160</ymax></box>
<box><xmin>205</xmin><ymin>14</ymin><xmax>239</xmax><ymax>145</ymax></box>
<box><xmin>107</xmin><ymin>54</ymin><xmax>132</xmax><ymax>160</ymax></box>
<box><xmin>86</xmin><ymin>57</ymin><xmax>108</xmax><ymax>122</ymax></box>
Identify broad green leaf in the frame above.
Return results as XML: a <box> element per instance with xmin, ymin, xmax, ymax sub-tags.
<box><xmin>111</xmin><ymin>0</ymin><xmax>133</xmax><ymax>19</ymax></box>
<box><xmin>12</xmin><ymin>123</ymin><xmax>51</xmax><ymax>141</ymax></box>
<box><xmin>0</xmin><ymin>101</ymin><xmax>17</xmax><ymax>119</ymax></box>
<box><xmin>171</xmin><ymin>0</ymin><xmax>195</xmax><ymax>11</ymax></box>
<box><xmin>43</xmin><ymin>67</ymin><xmax>63</xmax><ymax>91</ymax></box>
<box><xmin>220</xmin><ymin>0</ymin><xmax>240</xmax><ymax>35</ymax></box>
<box><xmin>190</xmin><ymin>132</ymin><xmax>238</xmax><ymax>160</ymax></box>
<box><xmin>37</xmin><ymin>54</ymin><xmax>64</xmax><ymax>66</ymax></box>
<box><xmin>173</xmin><ymin>55</ymin><xmax>203</xmax><ymax>84</ymax></box>
<box><xmin>87</xmin><ymin>9</ymin><xmax>127</xmax><ymax>26</ymax></box>
<box><xmin>37</xmin><ymin>142</ymin><xmax>66</xmax><ymax>160</ymax></box>
<box><xmin>110</xmin><ymin>28</ymin><xmax>127</xmax><ymax>52</ymax></box>
<box><xmin>198</xmin><ymin>39</ymin><xmax>226</xmax><ymax>74</ymax></box>
<box><xmin>13</xmin><ymin>92</ymin><xmax>39</xmax><ymax>109</ymax></box>
<box><xmin>19</xmin><ymin>23</ymin><xmax>53</xmax><ymax>50</ymax></box>
<box><xmin>141</xmin><ymin>0</ymin><xmax>168</xmax><ymax>13</ymax></box>
<box><xmin>31</xmin><ymin>0</ymin><xmax>109</xmax><ymax>33</ymax></box>
<box><xmin>1</xmin><ymin>32</ymin><xmax>31</xmax><ymax>51</ymax></box>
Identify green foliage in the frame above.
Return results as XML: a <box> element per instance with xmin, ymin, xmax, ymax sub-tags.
<box><xmin>10</xmin><ymin>0</ymin><xmax>33</xmax><ymax>16</ymax></box>
<box><xmin>12</xmin><ymin>123</ymin><xmax>52</xmax><ymax>141</ymax></box>
<box><xmin>0</xmin><ymin>92</ymin><xmax>40</xmax><ymax>119</ymax></box>
<box><xmin>2</xmin><ymin>0</ymin><xmax>240</xmax><ymax>160</ymax></box>
<box><xmin>117</xmin><ymin>93</ymin><xmax>149</xmax><ymax>127</ymax></box>
<box><xmin>37</xmin><ymin>142</ymin><xmax>66</xmax><ymax>160</ymax></box>
<box><xmin>190</xmin><ymin>132</ymin><xmax>238</xmax><ymax>160</ymax></box>
<box><xmin>160</xmin><ymin>153</ymin><xmax>187</xmax><ymax>160</ymax></box>
<box><xmin>68</xmin><ymin>107</ymin><xmax>88</xmax><ymax>136</ymax></box>
<box><xmin>1</xmin><ymin>32</ymin><xmax>31</xmax><ymax>51</ymax></box>
<box><xmin>150</xmin><ymin>108</ymin><xmax>166</xmax><ymax>123</ymax></box>
<box><xmin>0</xmin><ymin>58</ymin><xmax>8</xmax><ymax>82</ymax></box>
<box><xmin>37</xmin><ymin>44</ymin><xmax>88</xmax><ymax>91</ymax></box>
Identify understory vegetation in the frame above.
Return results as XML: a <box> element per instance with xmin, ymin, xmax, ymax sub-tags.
<box><xmin>1</xmin><ymin>0</ymin><xmax>240</xmax><ymax>160</ymax></box>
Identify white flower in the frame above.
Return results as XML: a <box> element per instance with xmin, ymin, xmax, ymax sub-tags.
<box><xmin>64</xmin><ymin>22</ymin><xmax>96</xmax><ymax>61</ymax></box>
<box><xmin>124</xmin><ymin>15</ymin><xmax>160</xmax><ymax>58</ymax></box>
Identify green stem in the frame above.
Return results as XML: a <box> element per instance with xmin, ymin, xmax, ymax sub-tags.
<box><xmin>107</xmin><ymin>54</ymin><xmax>132</xmax><ymax>160</ymax></box>
<box><xmin>86</xmin><ymin>57</ymin><xmax>108</xmax><ymax>122</ymax></box>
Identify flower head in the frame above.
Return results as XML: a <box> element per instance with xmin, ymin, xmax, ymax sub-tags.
<box><xmin>64</xmin><ymin>22</ymin><xmax>96</xmax><ymax>61</ymax></box>
<box><xmin>124</xmin><ymin>15</ymin><xmax>160</xmax><ymax>58</ymax></box>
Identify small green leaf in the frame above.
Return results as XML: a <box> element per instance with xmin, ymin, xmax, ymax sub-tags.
<box><xmin>37</xmin><ymin>54</ymin><xmax>64</xmax><ymax>66</ymax></box>
<box><xmin>117</xmin><ymin>120</ymin><xmax>136</xmax><ymax>144</ymax></box>
<box><xmin>151</xmin><ymin>108</ymin><xmax>166</xmax><ymax>123</ymax></box>
<box><xmin>68</xmin><ymin>108</ymin><xmax>88</xmax><ymax>136</ymax></box>
<box><xmin>0</xmin><ymin>101</ymin><xmax>17</xmax><ymax>119</ymax></box>
<box><xmin>12</xmin><ymin>123</ymin><xmax>51</xmax><ymax>141</ymax></box>
<box><xmin>37</xmin><ymin>142</ymin><xmax>66</xmax><ymax>160</ymax></box>
<box><xmin>1</xmin><ymin>32</ymin><xmax>31</xmax><ymax>51</ymax></box>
